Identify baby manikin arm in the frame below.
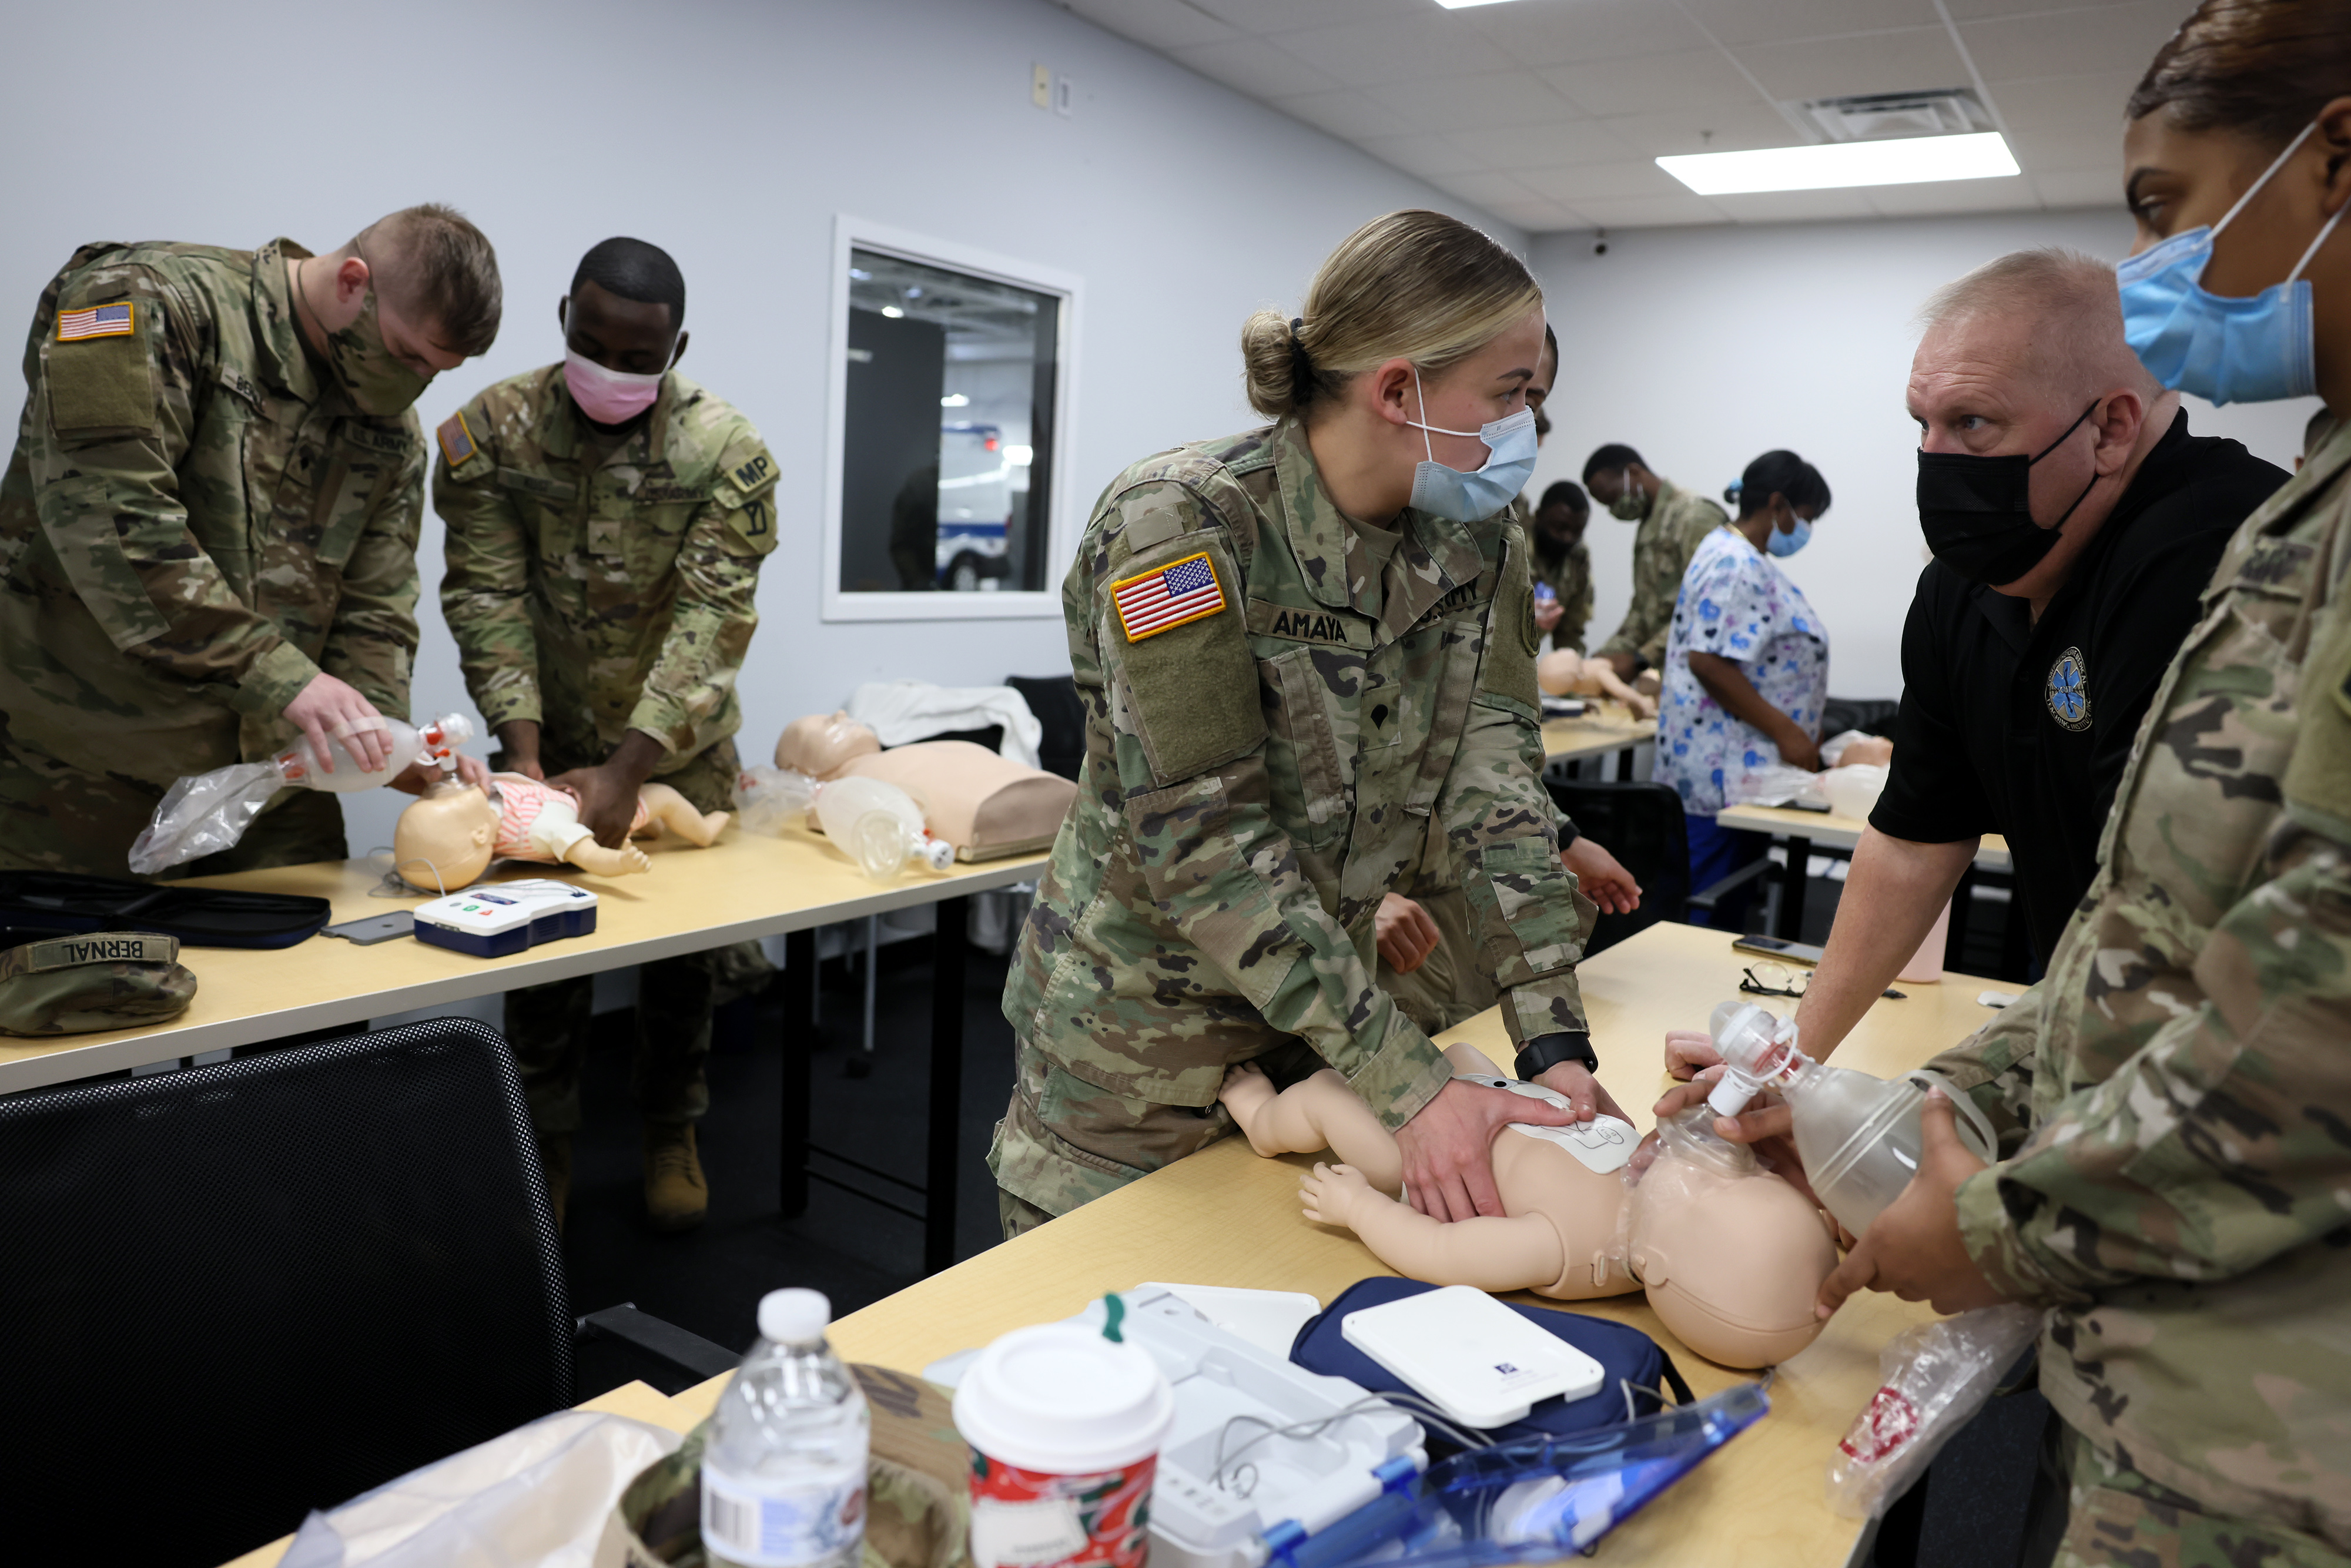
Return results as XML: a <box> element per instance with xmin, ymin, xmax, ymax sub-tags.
<box><xmin>527</xmin><ymin>793</ymin><xmax>652</xmax><ymax>876</ymax></box>
<box><xmin>1303</xmin><ymin>1163</ymin><xmax>1568</xmax><ymax>1293</ymax></box>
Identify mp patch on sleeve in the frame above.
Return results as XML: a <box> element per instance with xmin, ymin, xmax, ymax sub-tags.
<box><xmin>436</xmin><ymin>410</ymin><xmax>479</xmax><ymax>468</ymax></box>
<box><xmin>1112</xmin><ymin>551</ymin><xmax>1227</xmax><ymax>642</ymax></box>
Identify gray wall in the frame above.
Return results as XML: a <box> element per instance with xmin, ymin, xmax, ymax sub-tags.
<box><xmin>0</xmin><ymin>0</ymin><xmax>1521</xmax><ymax>853</ymax></box>
<box><xmin>1528</xmin><ymin>212</ymin><xmax>2321</xmax><ymax>699</ymax></box>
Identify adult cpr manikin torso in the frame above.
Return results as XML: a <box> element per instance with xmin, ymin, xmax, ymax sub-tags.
<box><xmin>774</xmin><ymin>712</ymin><xmax>1075</xmax><ymax>856</ymax></box>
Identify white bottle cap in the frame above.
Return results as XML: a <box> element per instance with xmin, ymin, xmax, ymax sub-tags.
<box><xmin>758</xmin><ymin>1288</ymin><xmax>831</xmax><ymax>1346</ymax></box>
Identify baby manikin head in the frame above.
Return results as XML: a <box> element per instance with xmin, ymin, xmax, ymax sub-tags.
<box><xmin>775</xmin><ymin>711</ymin><xmax>883</xmax><ymax>779</ymax></box>
<box><xmin>1536</xmin><ymin>649</ymin><xmax>1589</xmax><ymax>696</ymax></box>
<box><xmin>1627</xmin><ymin>1111</ymin><xmax>1838</xmax><ymax>1368</ymax></box>
<box><xmin>393</xmin><ymin>779</ymin><xmax>500</xmax><ymax>893</ymax></box>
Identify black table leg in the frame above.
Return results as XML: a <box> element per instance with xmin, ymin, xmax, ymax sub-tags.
<box><xmin>1780</xmin><ymin>836</ymin><xmax>1812</xmax><ymax>939</ymax></box>
<box><xmin>781</xmin><ymin>927</ymin><xmax>816</xmax><ymax>1217</ymax></box>
<box><xmin>1616</xmin><ymin>745</ymin><xmax>1635</xmax><ymax>779</ymax></box>
<box><xmin>924</xmin><ymin>895</ymin><xmax>969</xmax><ymax>1276</ymax></box>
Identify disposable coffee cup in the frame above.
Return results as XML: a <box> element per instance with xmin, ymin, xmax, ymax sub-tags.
<box><xmin>952</xmin><ymin>1322</ymin><xmax>1177</xmax><ymax>1568</ymax></box>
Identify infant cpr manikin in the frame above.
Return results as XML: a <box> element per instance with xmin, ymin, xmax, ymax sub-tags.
<box><xmin>391</xmin><ymin>775</ymin><xmax>730</xmax><ymax>892</ymax></box>
<box><xmin>1220</xmin><ymin>1043</ymin><xmax>1837</xmax><ymax>1369</ymax></box>
<box><xmin>1536</xmin><ymin>651</ymin><xmax>1657</xmax><ymax>721</ymax></box>
<box><xmin>773</xmin><ymin>711</ymin><xmax>1076</xmax><ymax>859</ymax></box>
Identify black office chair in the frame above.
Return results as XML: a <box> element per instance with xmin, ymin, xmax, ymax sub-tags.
<box><xmin>1821</xmin><ymin>695</ymin><xmax>1900</xmax><ymax>739</ymax></box>
<box><xmin>1545</xmin><ymin>779</ymin><xmax>1690</xmax><ymax>956</ymax></box>
<box><xmin>1006</xmin><ymin>674</ymin><xmax>1087</xmax><ymax>783</ymax></box>
<box><xmin>0</xmin><ymin>1018</ymin><xmax>728</xmax><ymax>1566</ymax></box>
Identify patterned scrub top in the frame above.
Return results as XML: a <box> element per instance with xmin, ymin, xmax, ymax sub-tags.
<box><xmin>1656</xmin><ymin>527</ymin><xmax>1829</xmax><ymax>817</ymax></box>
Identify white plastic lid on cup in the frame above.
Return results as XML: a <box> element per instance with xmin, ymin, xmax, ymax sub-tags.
<box><xmin>952</xmin><ymin>1322</ymin><xmax>1176</xmax><ymax>1473</ymax></box>
<box><xmin>759</xmin><ymin>1288</ymin><xmax>832</xmax><ymax>1346</ymax></box>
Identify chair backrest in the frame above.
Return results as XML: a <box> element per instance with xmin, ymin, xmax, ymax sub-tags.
<box><xmin>1546</xmin><ymin>779</ymin><xmax>1691</xmax><ymax>956</ymax></box>
<box><xmin>0</xmin><ymin>1018</ymin><xmax>570</xmax><ymax>1566</ymax></box>
<box><xmin>1821</xmin><ymin>695</ymin><xmax>1901</xmax><ymax>738</ymax></box>
<box><xmin>1006</xmin><ymin>674</ymin><xmax>1087</xmax><ymax>782</ymax></box>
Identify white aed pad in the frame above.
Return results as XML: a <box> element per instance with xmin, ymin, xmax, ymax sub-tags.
<box><xmin>1456</xmin><ymin>1073</ymin><xmax>1638</xmax><ymax>1174</ymax></box>
<box><xmin>1341</xmin><ymin>1285</ymin><xmax>1606</xmax><ymax>1430</ymax></box>
<box><xmin>413</xmin><ymin>879</ymin><xmax>598</xmax><ymax>959</ymax></box>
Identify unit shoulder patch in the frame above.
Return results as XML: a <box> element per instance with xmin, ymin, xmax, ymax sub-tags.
<box><xmin>1113</xmin><ymin>550</ymin><xmax>1228</xmax><ymax>642</ymax></box>
<box><xmin>720</xmin><ymin>445</ymin><xmax>778</xmax><ymax>504</ymax></box>
<box><xmin>55</xmin><ymin>302</ymin><xmax>135</xmax><ymax>343</ymax></box>
<box><xmin>436</xmin><ymin>409</ymin><xmax>480</xmax><ymax>468</ymax></box>
<box><xmin>2045</xmin><ymin>645</ymin><xmax>2091</xmax><ymax>732</ymax></box>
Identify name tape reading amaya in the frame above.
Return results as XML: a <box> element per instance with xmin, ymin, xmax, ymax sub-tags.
<box><xmin>1112</xmin><ymin>551</ymin><xmax>1226</xmax><ymax>642</ymax></box>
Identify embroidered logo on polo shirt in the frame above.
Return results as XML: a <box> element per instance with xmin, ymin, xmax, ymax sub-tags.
<box><xmin>2046</xmin><ymin>646</ymin><xmax>2091</xmax><ymax>732</ymax></box>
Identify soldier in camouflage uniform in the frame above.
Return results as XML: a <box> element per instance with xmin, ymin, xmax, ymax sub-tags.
<box><xmin>1583</xmin><ymin>444</ymin><xmax>1729</xmax><ymax>679</ymax></box>
<box><xmin>0</xmin><ymin>209</ymin><xmax>503</xmax><ymax>876</ymax></box>
<box><xmin>1528</xmin><ymin>480</ymin><xmax>1594</xmax><ymax>654</ymax></box>
<box><xmin>434</xmin><ymin>237</ymin><xmax>777</xmax><ymax>1233</ymax></box>
<box><xmin>994</xmin><ymin>211</ymin><xmax>1626</xmax><ymax>1237</ymax></box>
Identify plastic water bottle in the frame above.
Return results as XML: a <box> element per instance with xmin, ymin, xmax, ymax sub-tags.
<box><xmin>702</xmin><ymin>1289</ymin><xmax>870</xmax><ymax>1568</ymax></box>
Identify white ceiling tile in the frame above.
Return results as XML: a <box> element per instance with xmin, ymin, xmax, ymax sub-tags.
<box><xmin>1707</xmin><ymin>187</ymin><xmax>1884</xmax><ymax>223</ymax></box>
<box><xmin>1358</xmin><ymin>132</ymin><xmax>1497</xmax><ymax>180</ymax></box>
<box><xmin>2030</xmin><ymin>166</ymin><xmax>2130</xmax><ymax>210</ymax></box>
<box><xmin>1167</xmin><ymin>36</ymin><xmax>1343</xmax><ymax>100</ymax></box>
<box><xmin>1432</xmin><ymin>169</ymin><xmax>1553</xmax><ymax>209</ymax></box>
<box><xmin>1861</xmin><ymin>174</ymin><xmax>2040</xmax><ymax>216</ymax></box>
<box><xmin>1272</xmin><ymin>14</ymin><xmax>1519</xmax><ymax>86</ymax></box>
<box><xmin>1958</xmin><ymin>2</ymin><xmax>2186</xmax><ymax>84</ymax></box>
<box><xmin>1511</xmin><ymin>159</ymin><xmax>1687</xmax><ymax>203</ymax></box>
<box><xmin>1476</xmin><ymin>196</ymin><xmax>1582</xmax><ymax>232</ymax></box>
<box><xmin>1595</xmin><ymin>103</ymin><xmax>1807</xmax><ymax>158</ymax></box>
<box><xmin>1059</xmin><ymin>0</ymin><xmax>1240</xmax><ymax>51</ymax></box>
<box><xmin>1941</xmin><ymin>0</ymin><xmax>2156</xmax><ymax>20</ymax></box>
<box><xmin>1479</xmin><ymin>119</ymin><xmax>1639</xmax><ymax>171</ymax></box>
<box><xmin>1459</xmin><ymin>0</ymin><xmax>1710</xmax><ymax>68</ymax></box>
<box><xmin>1538</xmin><ymin>48</ymin><xmax>1759</xmax><ymax>118</ymax></box>
<box><xmin>1381</xmin><ymin>70</ymin><xmax>1585</xmax><ymax>135</ymax></box>
<box><xmin>1677</xmin><ymin>0</ymin><xmax>1943</xmax><ymax>49</ymax></box>
<box><xmin>1271</xmin><ymin>88</ymin><xmax>1419</xmax><ymax>141</ymax></box>
<box><xmin>1988</xmin><ymin>71</ymin><xmax>2136</xmax><ymax>173</ymax></box>
<box><xmin>1184</xmin><ymin>0</ymin><xmax>1428</xmax><ymax>34</ymax></box>
<box><xmin>1732</xmin><ymin>26</ymin><xmax>1970</xmax><ymax>103</ymax></box>
<box><xmin>1570</xmin><ymin>192</ymin><xmax>1734</xmax><ymax>227</ymax></box>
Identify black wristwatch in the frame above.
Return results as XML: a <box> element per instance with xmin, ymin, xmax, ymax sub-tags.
<box><xmin>1513</xmin><ymin>1031</ymin><xmax>1598</xmax><ymax>1082</ymax></box>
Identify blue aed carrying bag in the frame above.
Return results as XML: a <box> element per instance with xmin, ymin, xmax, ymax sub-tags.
<box><xmin>1290</xmin><ymin>1278</ymin><xmax>1694</xmax><ymax>1451</ymax></box>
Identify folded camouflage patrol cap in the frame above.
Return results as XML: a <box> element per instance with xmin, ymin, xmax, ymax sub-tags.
<box><xmin>0</xmin><ymin>931</ymin><xmax>197</xmax><ymax>1036</ymax></box>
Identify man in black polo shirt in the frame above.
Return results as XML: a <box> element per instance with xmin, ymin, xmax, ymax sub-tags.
<box><xmin>1776</xmin><ymin>248</ymin><xmax>2284</xmax><ymax>1061</ymax></box>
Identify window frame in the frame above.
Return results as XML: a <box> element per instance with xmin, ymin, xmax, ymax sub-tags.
<box><xmin>820</xmin><ymin>215</ymin><xmax>1083</xmax><ymax>622</ymax></box>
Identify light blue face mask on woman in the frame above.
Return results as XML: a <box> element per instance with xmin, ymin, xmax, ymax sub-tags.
<box><xmin>1405</xmin><ymin>366</ymin><xmax>1538</xmax><ymax>521</ymax></box>
<box><xmin>2117</xmin><ymin>119</ymin><xmax>2347</xmax><ymax>406</ymax></box>
<box><xmin>1767</xmin><ymin>514</ymin><xmax>1812</xmax><ymax>558</ymax></box>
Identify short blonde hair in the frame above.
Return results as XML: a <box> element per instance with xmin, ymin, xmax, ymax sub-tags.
<box><xmin>1917</xmin><ymin>247</ymin><xmax>2158</xmax><ymax>403</ymax></box>
<box><xmin>1241</xmin><ymin>210</ymin><xmax>1542</xmax><ymax>421</ymax></box>
<box><xmin>356</xmin><ymin>203</ymin><xmax>503</xmax><ymax>357</ymax></box>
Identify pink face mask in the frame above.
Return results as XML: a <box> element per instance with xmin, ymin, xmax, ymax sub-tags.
<box><xmin>563</xmin><ymin>349</ymin><xmax>664</xmax><ymax>424</ymax></box>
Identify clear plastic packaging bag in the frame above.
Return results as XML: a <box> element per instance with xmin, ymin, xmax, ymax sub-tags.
<box><xmin>1825</xmin><ymin>1303</ymin><xmax>2044</xmax><ymax>1519</ymax></box>
<box><xmin>731</xmin><ymin>764</ymin><xmax>817</xmax><ymax>837</ymax></box>
<box><xmin>1724</xmin><ymin>764</ymin><xmax>1827</xmax><ymax>810</ymax></box>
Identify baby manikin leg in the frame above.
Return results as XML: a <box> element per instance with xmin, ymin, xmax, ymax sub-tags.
<box><xmin>1219</xmin><ymin>1062</ymin><xmax>1404</xmax><ymax>1194</ymax></box>
<box><xmin>637</xmin><ymin>782</ymin><xmax>730</xmax><ymax>847</ymax></box>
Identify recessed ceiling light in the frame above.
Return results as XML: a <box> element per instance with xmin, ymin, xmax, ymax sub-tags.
<box><xmin>1657</xmin><ymin>131</ymin><xmax>2021</xmax><ymax>195</ymax></box>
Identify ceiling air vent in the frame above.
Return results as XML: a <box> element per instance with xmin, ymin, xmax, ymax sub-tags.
<box><xmin>1796</xmin><ymin>90</ymin><xmax>1994</xmax><ymax>143</ymax></box>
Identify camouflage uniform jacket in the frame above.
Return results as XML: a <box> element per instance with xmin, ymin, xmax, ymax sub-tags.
<box><xmin>1595</xmin><ymin>478</ymin><xmax>1727</xmax><ymax>669</ymax></box>
<box><xmin>0</xmin><ymin>239</ymin><xmax>423</xmax><ymax>781</ymax></box>
<box><xmin>1931</xmin><ymin>418</ymin><xmax>2351</xmax><ymax>1550</ymax></box>
<box><xmin>433</xmin><ymin>367</ymin><xmax>779</xmax><ymax>769</ymax></box>
<box><xmin>1003</xmin><ymin>419</ymin><xmax>1593</xmax><ymax>1133</ymax></box>
<box><xmin>1533</xmin><ymin>537</ymin><xmax>1593</xmax><ymax>654</ymax></box>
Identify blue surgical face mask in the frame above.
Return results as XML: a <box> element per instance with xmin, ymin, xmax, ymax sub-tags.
<box><xmin>2117</xmin><ymin>119</ymin><xmax>2347</xmax><ymax>406</ymax></box>
<box><xmin>1767</xmin><ymin>512</ymin><xmax>1812</xmax><ymax>558</ymax></box>
<box><xmin>1404</xmin><ymin>366</ymin><xmax>1538</xmax><ymax>522</ymax></box>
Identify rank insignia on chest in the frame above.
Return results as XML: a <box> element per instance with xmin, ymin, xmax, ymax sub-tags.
<box><xmin>55</xmin><ymin>303</ymin><xmax>133</xmax><ymax>342</ymax></box>
<box><xmin>436</xmin><ymin>410</ymin><xmax>479</xmax><ymax>467</ymax></box>
<box><xmin>1112</xmin><ymin>551</ymin><xmax>1225</xmax><ymax>642</ymax></box>
<box><xmin>2046</xmin><ymin>645</ymin><xmax>2091</xmax><ymax>732</ymax></box>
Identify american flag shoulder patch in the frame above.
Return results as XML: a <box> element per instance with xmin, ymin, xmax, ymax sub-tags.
<box><xmin>1112</xmin><ymin>549</ymin><xmax>1227</xmax><ymax>642</ymax></box>
<box><xmin>55</xmin><ymin>303</ymin><xmax>134</xmax><ymax>343</ymax></box>
<box><xmin>436</xmin><ymin>410</ymin><xmax>478</xmax><ymax>467</ymax></box>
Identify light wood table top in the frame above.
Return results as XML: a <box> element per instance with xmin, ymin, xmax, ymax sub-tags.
<box><xmin>1</xmin><ymin>823</ymin><xmax>1043</xmax><ymax>1094</ymax></box>
<box><xmin>220</xmin><ymin>1379</ymin><xmax>700</xmax><ymax>1568</ymax></box>
<box><xmin>1716</xmin><ymin>803</ymin><xmax>2013</xmax><ymax>874</ymax></box>
<box><xmin>1541</xmin><ymin>706</ymin><xmax>1656</xmax><ymax>766</ymax></box>
<box><xmin>666</xmin><ymin>921</ymin><xmax>2004</xmax><ymax>1566</ymax></box>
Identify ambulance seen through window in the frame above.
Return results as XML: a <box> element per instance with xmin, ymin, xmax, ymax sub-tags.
<box><xmin>838</xmin><ymin>248</ymin><xmax>1060</xmax><ymax>596</ymax></box>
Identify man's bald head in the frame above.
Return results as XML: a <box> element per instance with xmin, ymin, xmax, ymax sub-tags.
<box><xmin>1915</xmin><ymin>247</ymin><xmax>2158</xmax><ymax>407</ymax></box>
<box><xmin>347</xmin><ymin>203</ymin><xmax>501</xmax><ymax>357</ymax></box>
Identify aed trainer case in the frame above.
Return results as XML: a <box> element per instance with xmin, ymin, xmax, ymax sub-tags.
<box><xmin>0</xmin><ymin>872</ymin><xmax>330</xmax><ymax>949</ymax></box>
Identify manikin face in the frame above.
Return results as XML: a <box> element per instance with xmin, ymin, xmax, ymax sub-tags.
<box><xmin>393</xmin><ymin>780</ymin><xmax>500</xmax><ymax>892</ymax></box>
<box><xmin>775</xmin><ymin>711</ymin><xmax>883</xmax><ymax>777</ymax></box>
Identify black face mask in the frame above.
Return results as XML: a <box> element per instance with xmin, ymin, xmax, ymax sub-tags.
<box><xmin>1915</xmin><ymin>400</ymin><xmax>2102</xmax><ymax>586</ymax></box>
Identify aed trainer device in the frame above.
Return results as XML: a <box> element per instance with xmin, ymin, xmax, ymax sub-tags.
<box><xmin>413</xmin><ymin>879</ymin><xmax>598</xmax><ymax>958</ymax></box>
<box><xmin>1341</xmin><ymin>1285</ymin><xmax>1605</xmax><ymax>1429</ymax></box>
